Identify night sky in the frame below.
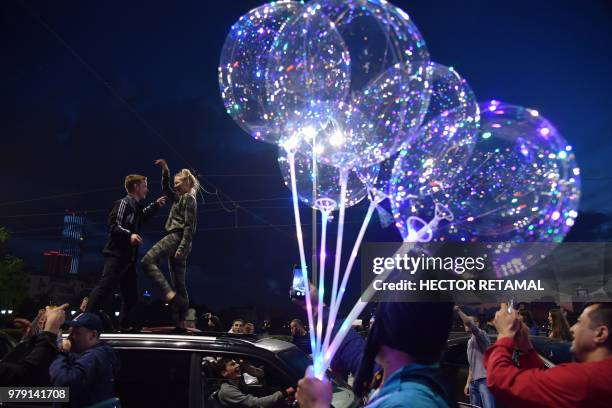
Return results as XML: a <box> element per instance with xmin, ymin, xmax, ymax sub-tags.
<box><xmin>1</xmin><ymin>0</ymin><xmax>611</xmax><ymax>317</ymax></box>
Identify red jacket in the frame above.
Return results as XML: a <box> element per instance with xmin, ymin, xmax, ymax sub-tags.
<box><xmin>484</xmin><ymin>336</ymin><xmax>612</xmax><ymax>408</ymax></box>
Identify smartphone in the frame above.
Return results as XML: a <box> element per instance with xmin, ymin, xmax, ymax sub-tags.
<box><xmin>289</xmin><ymin>268</ymin><xmax>306</xmax><ymax>300</ymax></box>
<box><xmin>508</xmin><ymin>298</ymin><xmax>515</xmax><ymax>313</ymax></box>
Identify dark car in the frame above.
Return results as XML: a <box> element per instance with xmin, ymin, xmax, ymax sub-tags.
<box><xmin>1</xmin><ymin>330</ymin><xmax>358</xmax><ymax>408</ymax></box>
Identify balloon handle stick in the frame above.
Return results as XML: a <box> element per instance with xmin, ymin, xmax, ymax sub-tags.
<box><xmin>406</xmin><ymin>203</ymin><xmax>454</xmax><ymax>242</ymax></box>
<box><xmin>287</xmin><ymin>152</ymin><xmax>317</xmax><ymax>356</ymax></box>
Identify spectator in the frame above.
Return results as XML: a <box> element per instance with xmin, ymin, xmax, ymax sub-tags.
<box><xmin>518</xmin><ymin>309</ymin><xmax>539</xmax><ymax>336</ymax></box>
<box><xmin>243</xmin><ymin>323</ymin><xmax>255</xmax><ymax>335</ymax></box>
<box><xmin>296</xmin><ymin>302</ymin><xmax>455</xmax><ymax>408</ymax></box>
<box><xmin>185</xmin><ymin>308</ymin><xmax>197</xmax><ymax>329</ymax></box>
<box><xmin>485</xmin><ymin>302</ymin><xmax>612</xmax><ymax>407</ymax></box>
<box><xmin>548</xmin><ymin>309</ymin><xmax>572</xmax><ymax>341</ymax></box>
<box><xmin>455</xmin><ymin>305</ymin><xmax>496</xmax><ymax>408</ymax></box>
<box><xmin>229</xmin><ymin>319</ymin><xmax>244</xmax><ymax>334</ymax></box>
<box><xmin>290</xmin><ymin>319</ymin><xmax>311</xmax><ymax>355</ymax></box>
<box><xmin>560</xmin><ymin>306</ymin><xmax>576</xmax><ymax>325</ymax></box>
<box><xmin>216</xmin><ymin>358</ymin><xmax>294</xmax><ymax>407</ymax></box>
<box><xmin>49</xmin><ymin>312</ymin><xmax>119</xmax><ymax>408</ymax></box>
<box><xmin>205</xmin><ymin>314</ymin><xmax>222</xmax><ymax>331</ymax></box>
<box><xmin>0</xmin><ymin>305</ymin><xmax>66</xmax><ymax>386</ymax></box>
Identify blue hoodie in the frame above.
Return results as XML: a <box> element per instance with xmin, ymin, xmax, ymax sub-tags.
<box><xmin>50</xmin><ymin>342</ymin><xmax>120</xmax><ymax>408</ymax></box>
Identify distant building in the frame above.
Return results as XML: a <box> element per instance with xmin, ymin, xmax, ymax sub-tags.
<box><xmin>43</xmin><ymin>250</ymin><xmax>72</xmax><ymax>275</ymax></box>
<box><xmin>27</xmin><ymin>272</ymin><xmax>94</xmax><ymax>306</ymax></box>
<box><xmin>61</xmin><ymin>214</ymin><xmax>85</xmax><ymax>274</ymax></box>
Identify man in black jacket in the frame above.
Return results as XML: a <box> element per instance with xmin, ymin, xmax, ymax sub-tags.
<box><xmin>85</xmin><ymin>174</ymin><xmax>166</xmax><ymax>329</ymax></box>
<box><xmin>0</xmin><ymin>305</ymin><xmax>66</xmax><ymax>386</ymax></box>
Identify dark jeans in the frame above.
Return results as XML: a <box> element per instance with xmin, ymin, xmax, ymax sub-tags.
<box><xmin>470</xmin><ymin>378</ymin><xmax>496</xmax><ymax>408</ymax></box>
<box><xmin>85</xmin><ymin>256</ymin><xmax>138</xmax><ymax>329</ymax></box>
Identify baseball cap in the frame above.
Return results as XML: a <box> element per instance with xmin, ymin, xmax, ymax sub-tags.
<box><xmin>65</xmin><ymin>312</ymin><xmax>103</xmax><ymax>333</ymax></box>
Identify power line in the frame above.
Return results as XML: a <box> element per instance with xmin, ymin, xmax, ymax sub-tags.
<box><xmin>0</xmin><ymin>204</ymin><xmax>298</xmax><ymax>219</ymax></box>
<box><xmin>9</xmin><ymin>220</ymin><xmax>367</xmax><ymax>238</ymax></box>
<box><xmin>0</xmin><ymin>187</ymin><xmax>121</xmax><ymax>207</ymax></box>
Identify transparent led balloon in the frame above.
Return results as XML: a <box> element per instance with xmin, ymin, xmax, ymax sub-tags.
<box><xmin>421</xmin><ymin>62</ymin><xmax>480</xmax><ymax>128</ymax></box>
<box><xmin>267</xmin><ymin>0</ymin><xmax>431</xmax><ymax>168</ymax></box>
<box><xmin>391</xmin><ymin>101</ymin><xmax>581</xmax><ymax>253</ymax></box>
<box><xmin>218</xmin><ymin>1</ymin><xmax>302</xmax><ymax>143</ymax></box>
<box><xmin>265</xmin><ymin>5</ymin><xmax>351</xmax><ymax>128</ymax></box>
<box><xmin>356</xmin><ymin>155</ymin><xmax>397</xmax><ymax>201</ymax></box>
<box><xmin>278</xmin><ymin>148</ymin><xmax>367</xmax><ymax>212</ymax></box>
<box><xmin>390</xmin><ymin>63</ymin><xmax>479</xmax><ymax>220</ymax></box>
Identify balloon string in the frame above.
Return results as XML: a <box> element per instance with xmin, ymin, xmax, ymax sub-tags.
<box><xmin>323</xmin><ymin>199</ymin><xmax>377</xmax><ymax>357</ymax></box>
<box><xmin>287</xmin><ymin>152</ymin><xmax>317</xmax><ymax>358</ymax></box>
<box><xmin>323</xmin><ymin>242</ymin><xmax>415</xmax><ymax>369</ymax></box>
<box><xmin>330</xmin><ymin>169</ymin><xmax>348</xmax><ymax>313</ymax></box>
<box><xmin>314</xmin><ymin>168</ymin><xmax>348</xmax><ymax>379</ymax></box>
<box><xmin>316</xmin><ymin>210</ymin><xmax>329</xmax><ymax>359</ymax></box>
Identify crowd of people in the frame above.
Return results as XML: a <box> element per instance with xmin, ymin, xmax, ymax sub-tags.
<box><xmin>295</xmin><ymin>302</ymin><xmax>612</xmax><ymax>408</ymax></box>
<box><xmin>1</xmin><ymin>299</ymin><xmax>611</xmax><ymax>407</ymax></box>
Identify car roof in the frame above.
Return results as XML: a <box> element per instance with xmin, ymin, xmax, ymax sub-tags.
<box><xmin>98</xmin><ymin>331</ymin><xmax>297</xmax><ymax>354</ymax></box>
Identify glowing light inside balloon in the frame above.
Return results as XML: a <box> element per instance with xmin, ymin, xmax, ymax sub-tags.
<box><xmin>266</xmin><ymin>0</ymin><xmax>432</xmax><ymax>168</ymax></box>
<box><xmin>218</xmin><ymin>1</ymin><xmax>303</xmax><ymax>144</ymax></box>
<box><xmin>390</xmin><ymin>102</ymin><xmax>581</xmax><ymax>275</ymax></box>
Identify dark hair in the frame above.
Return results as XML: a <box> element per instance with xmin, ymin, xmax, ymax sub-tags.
<box><xmin>354</xmin><ymin>302</ymin><xmax>453</xmax><ymax>397</ymax></box>
<box><xmin>215</xmin><ymin>358</ymin><xmax>234</xmax><ymax>378</ymax></box>
<box><xmin>232</xmin><ymin>318</ymin><xmax>244</xmax><ymax>325</ymax></box>
<box><xmin>549</xmin><ymin>309</ymin><xmax>572</xmax><ymax>341</ymax></box>
<box><xmin>519</xmin><ymin>309</ymin><xmax>535</xmax><ymax>328</ymax></box>
<box><xmin>207</xmin><ymin>315</ymin><xmax>221</xmax><ymax>330</ymax></box>
<box><xmin>587</xmin><ymin>303</ymin><xmax>612</xmax><ymax>347</ymax></box>
<box><xmin>290</xmin><ymin>318</ymin><xmax>304</xmax><ymax>327</ymax></box>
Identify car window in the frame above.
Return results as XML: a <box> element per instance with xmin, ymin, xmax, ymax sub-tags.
<box><xmin>200</xmin><ymin>354</ymin><xmax>292</xmax><ymax>403</ymax></box>
<box><xmin>115</xmin><ymin>349</ymin><xmax>192</xmax><ymax>408</ymax></box>
<box><xmin>277</xmin><ymin>348</ymin><xmax>351</xmax><ymax>389</ymax></box>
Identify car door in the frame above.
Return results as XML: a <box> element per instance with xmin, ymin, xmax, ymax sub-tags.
<box><xmin>114</xmin><ymin>348</ymin><xmax>196</xmax><ymax>408</ymax></box>
<box><xmin>198</xmin><ymin>352</ymin><xmax>295</xmax><ymax>408</ymax></box>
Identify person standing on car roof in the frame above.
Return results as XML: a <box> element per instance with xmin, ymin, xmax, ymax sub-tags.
<box><xmin>85</xmin><ymin>174</ymin><xmax>166</xmax><ymax>329</ymax></box>
<box><xmin>142</xmin><ymin>159</ymin><xmax>199</xmax><ymax>329</ymax></box>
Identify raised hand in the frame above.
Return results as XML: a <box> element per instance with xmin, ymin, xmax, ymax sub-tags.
<box><xmin>155</xmin><ymin>159</ymin><xmax>169</xmax><ymax>171</ymax></box>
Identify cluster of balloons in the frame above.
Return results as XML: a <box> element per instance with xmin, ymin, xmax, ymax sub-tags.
<box><xmin>220</xmin><ymin>0</ymin><xmax>431</xmax><ymax>213</ymax></box>
<box><xmin>219</xmin><ymin>0</ymin><xmax>581</xmax><ymax>270</ymax></box>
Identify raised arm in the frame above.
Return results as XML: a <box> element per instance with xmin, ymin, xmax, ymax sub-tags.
<box><xmin>455</xmin><ymin>305</ymin><xmax>490</xmax><ymax>350</ymax></box>
<box><xmin>155</xmin><ymin>159</ymin><xmax>177</xmax><ymax>203</ymax></box>
<box><xmin>142</xmin><ymin>200</ymin><xmax>162</xmax><ymax>224</ymax></box>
